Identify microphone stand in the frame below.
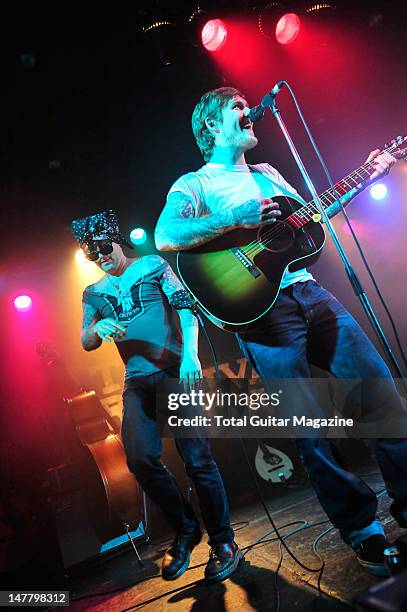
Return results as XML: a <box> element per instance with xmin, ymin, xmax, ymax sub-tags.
<box><xmin>267</xmin><ymin>92</ymin><xmax>405</xmax><ymax>379</ymax></box>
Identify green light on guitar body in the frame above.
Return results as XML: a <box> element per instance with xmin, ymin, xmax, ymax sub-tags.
<box><xmin>197</xmin><ymin>250</ymin><xmax>262</xmax><ymax>298</ymax></box>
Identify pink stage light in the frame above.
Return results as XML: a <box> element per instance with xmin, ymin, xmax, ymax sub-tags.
<box><xmin>202</xmin><ymin>19</ymin><xmax>228</xmax><ymax>52</ymax></box>
<box><xmin>14</xmin><ymin>295</ymin><xmax>33</xmax><ymax>311</ymax></box>
<box><xmin>276</xmin><ymin>13</ymin><xmax>301</xmax><ymax>45</ymax></box>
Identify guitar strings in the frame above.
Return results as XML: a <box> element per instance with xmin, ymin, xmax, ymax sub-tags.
<box><xmin>241</xmin><ymin>141</ymin><xmax>402</xmax><ymax>257</ymax></box>
<box><xmin>243</xmin><ymin>161</ymin><xmax>374</xmax><ymax>255</ymax></box>
<box><xmin>244</xmin><ymin>140</ymin><xmax>403</xmax><ymax>255</ymax></box>
<box><xmin>242</xmin><ymin>162</ymin><xmax>371</xmax><ymax>257</ymax></box>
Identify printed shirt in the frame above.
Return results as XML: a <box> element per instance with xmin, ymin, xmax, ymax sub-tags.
<box><xmin>82</xmin><ymin>256</ymin><xmax>183</xmax><ymax>379</ymax></box>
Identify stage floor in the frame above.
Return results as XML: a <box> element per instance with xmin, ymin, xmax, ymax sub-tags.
<box><xmin>66</xmin><ymin>471</ymin><xmax>404</xmax><ymax>611</ymax></box>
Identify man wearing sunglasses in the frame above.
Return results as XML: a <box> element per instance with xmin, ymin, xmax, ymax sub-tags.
<box><xmin>71</xmin><ymin>210</ymin><xmax>239</xmax><ymax>583</ymax></box>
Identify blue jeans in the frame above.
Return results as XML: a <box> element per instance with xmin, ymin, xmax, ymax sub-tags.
<box><xmin>121</xmin><ymin>366</ymin><xmax>234</xmax><ymax>545</ymax></box>
<box><xmin>238</xmin><ymin>280</ymin><xmax>407</xmax><ymax>544</ymax></box>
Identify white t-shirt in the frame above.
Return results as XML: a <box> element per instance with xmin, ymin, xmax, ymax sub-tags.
<box><xmin>169</xmin><ymin>162</ymin><xmax>314</xmax><ymax>288</ymax></box>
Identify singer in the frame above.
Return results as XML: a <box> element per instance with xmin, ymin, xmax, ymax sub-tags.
<box><xmin>155</xmin><ymin>86</ymin><xmax>407</xmax><ymax>577</ymax></box>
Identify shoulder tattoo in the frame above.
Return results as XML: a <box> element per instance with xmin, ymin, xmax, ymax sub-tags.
<box><xmin>166</xmin><ymin>192</ymin><xmax>196</xmax><ymax>219</ymax></box>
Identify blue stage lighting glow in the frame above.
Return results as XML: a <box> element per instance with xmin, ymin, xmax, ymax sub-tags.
<box><xmin>130</xmin><ymin>228</ymin><xmax>147</xmax><ymax>245</ymax></box>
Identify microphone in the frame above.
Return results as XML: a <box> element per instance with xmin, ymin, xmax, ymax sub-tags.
<box><xmin>246</xmin><ymin>81</ymin><xmax>285</xmax><ymax>122</ymax></box>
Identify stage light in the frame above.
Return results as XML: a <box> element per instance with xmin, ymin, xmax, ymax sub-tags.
<box><xmin>187</xmin><ymin>5</ymin><xmax>209</xmax><ymax>47</ymax></box>
<box><xmin>276</xmin><ymin>13</ymin><xmax>301</xmax><ymax>44</ymax></box>
<box><xmin>75</xmin><ymin>248</ymin><xmax>93</xmax><ymax>265</ymax></box>
<box><xmin>142</xmin><ymin>15</ymin><xmax>177</xmax><ymax>68</ymax></box>
<box><xmin>370</xmin><ymin>183</ymin><xmax>388</xmax><ymax>200</ymax></box>
<box><xmin>305</xmin><ymin>3</ymin><xmax>335</xmax><ymax>13</ymax></box>
<box><xmin>201</xmin><ymin>19</ymin><xmax>227</xmax><ymax>52</ymax></box>
<box><xmin>130</xmin><ymin>228</ymin><xmax>147</xmax><ymax>245</ymax></box>
<box><xmin>14</xmin><ymin>295</ymin><xmax>32</xmax><ymax>311</ymax></box>
<box><xmin>258</xmin><ymin>2</ymin><xmax>285</xmax><ymax>39</ymax></box>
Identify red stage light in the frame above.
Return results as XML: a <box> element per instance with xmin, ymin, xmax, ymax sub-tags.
<box><xmin>276</xmin><ymin>13</ymin><xmax>301</xmax><ymax>45</ymax></box>
<box><xmin>14</xmin><ymin>295</ymin><xmax>32</xmax><ymax>311</ymax></box>
<box><xmin>201</xmin><ymin>19</ymin><xmax>227</xmax><ymax>52</ymax></box>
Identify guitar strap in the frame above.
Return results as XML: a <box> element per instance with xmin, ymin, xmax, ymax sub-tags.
<box><xmin>248</xmin><ymin>164</ymin><xmax>306</xmax><ymax>203</ymax></box>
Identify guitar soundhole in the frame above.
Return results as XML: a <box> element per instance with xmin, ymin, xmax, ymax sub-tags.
<box><xmin>258</xmin><ymin>221</ymin><xmax>295</xmax><ymax>253</ymax></box>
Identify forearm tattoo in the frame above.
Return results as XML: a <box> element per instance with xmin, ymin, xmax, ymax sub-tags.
<box><xmin>81</xmin><ymin>301</ymin><xmax>102</xmax><ymax>349</ymax></box>
<box><xmin>229</xmin><ymin>199</ymin><xmax>261</xmax><ymax>225</ymax></box>
<box><xmin>178</xmin><ymin>308</ymin><xmax>198</xmax><ymax>328</ymax></box>
<box><xmin>155</xmin><ymin>192</ymin><xmax>257</xmax><ymax>250</ymax></box>
<box><xmin>82</xmin><ymin>301</ymin><xmax>98</xmax><ymax>329</ymax></box>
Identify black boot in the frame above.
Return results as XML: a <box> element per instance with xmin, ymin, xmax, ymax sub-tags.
<box><xmin>162</xmin><ymin>529</ymin><xmax>202</xmax><ymax>580</ymax></box>
<box><xmin>353</xmin><ymin>535</ymin><xmax>390</xmax><ymax>577</ymax></box>
<box><xmin>205</xmin><ymin>542</ymin><xmax>241</xmax><ymax>582</ymax></box>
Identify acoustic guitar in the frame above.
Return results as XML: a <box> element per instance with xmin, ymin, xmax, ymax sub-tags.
<box><xmin>177</xmin><ymin>136</ymin><xmax>407</xmax><ymax>332</ymax></box>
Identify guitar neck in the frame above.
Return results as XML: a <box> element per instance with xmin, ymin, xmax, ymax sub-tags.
<box><xmin>288</xmin><ymin>155</ymin><xmax>383</xmax><ymax>229</ymax></box>
<box><xmin>319</xmin><ymin>159</ymin><xmax>376</xmax><ymax>209</ymax></box>
<box><xmin>282</xmin><ymin>136</ymin><xmax>406</xmax><ymax>229</ymax></box>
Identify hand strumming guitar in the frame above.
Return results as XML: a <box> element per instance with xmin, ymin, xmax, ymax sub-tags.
<box><xmin>229</xmin><ymin>197</ymin><xmax>282</xmax><ymax>229</ymax></box>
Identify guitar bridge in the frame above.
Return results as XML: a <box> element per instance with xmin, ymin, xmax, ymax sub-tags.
<box><xmin>231</xmin><ymin>248</ymin><xmax>261</xmax><ymax>278</ymax></box>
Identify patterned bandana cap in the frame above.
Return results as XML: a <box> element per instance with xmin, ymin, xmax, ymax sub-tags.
<box><xmin>71</xmin><ymin>210</ymin><xmax>133</xmax><ymax>248</ymax></box>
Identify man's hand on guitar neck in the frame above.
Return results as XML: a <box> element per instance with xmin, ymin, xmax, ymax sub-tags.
<box><xmin>324</xmin><ymin>148</ymin><xmax>397</xmax><ymax>220</ymax></box>
<box><xmin>365</xmin><ymin>148</ymin><xmax>397</xmax><ymax>183</ymax></box>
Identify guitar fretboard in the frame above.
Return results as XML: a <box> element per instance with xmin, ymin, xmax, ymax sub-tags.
<box><xmin>287</xmin><ymin>156</ymin><xmax>383</xmax><ymax>229</ymax></box>
<box><xmin>242</xmin><ymin>137</ymin><xmax>405</xmax><ymax>259</ymax></box>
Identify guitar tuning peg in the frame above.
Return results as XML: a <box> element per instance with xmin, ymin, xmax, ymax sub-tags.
<box><xmin>396</xmin><ymin>147</ymin><xmax>407</xmax><ymax>161</ymax></box>
<box><xmin>384</xmin><ymin>135</ymin><xmax>407</xmax><ymax>150</ymax></box>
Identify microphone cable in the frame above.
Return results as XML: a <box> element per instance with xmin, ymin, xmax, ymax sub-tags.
<box><xmin>196</xmin><ymin>311</ymin><xmax>221</xmax><ymax>379</ymax></box>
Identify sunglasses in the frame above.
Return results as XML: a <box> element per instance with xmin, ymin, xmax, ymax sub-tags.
<box><xmin>83</xmin><ymin>240</ymin><xmax>114</xmax><ymax>261</ymax></box>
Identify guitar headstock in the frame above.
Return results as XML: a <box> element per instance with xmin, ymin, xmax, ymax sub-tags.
<box><xmin>383</xmin><ymin>135</ymin><xmax>407</xmax><ymax>161</ymax></box>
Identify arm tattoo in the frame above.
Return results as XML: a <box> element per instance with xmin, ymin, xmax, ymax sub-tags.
<box><xmin>161</xmin><ymin>263</ymin><xmax>184</xmax><ymax>298</ymax></box>
<box><xmin>82</xmin><ymin>301</ymin><xmax>99</xmax><ymax>329</ymax></box>
<box><xmin>229</xmin><ymin>199</ymin><xmax>260</xmax><ymax>225</ymax></box>
<box><xmin>180</xmin><ymin>200</ymin><xmax>195</xmax><ymax>218</ymax></box>
<box><xmin>178</xmin><ymin>308</ymin><xmax>198</xmax><ymax>328</ymax></box>
<box><xmin>165</xmin><ymin>192</ymin><xmax>196</xmax><ymax>218</ymax></box>
<box><xmin>155</xmin><ymin>191</ymin><xmax>239</xmax><ymax>251</ymax></box>
<box><xmin>81</xmin><ymin>301</ymin><xmax>102</xmax><ymax>350</ymax></box>
<box><xmin>158</xmin><ymin>260</ymin><xmax>196</xmax><ymax>316</ymax></box>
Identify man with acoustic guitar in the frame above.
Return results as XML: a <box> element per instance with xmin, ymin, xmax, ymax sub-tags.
<box><xmin>154</xmin><ymin>87</ymin><xmax>407</xmax><ymax>576</ymax></box>
<box><xmin>71</xmin><ymin>209</ymin><xmax>240</xmax><ymax>582</ymax></box>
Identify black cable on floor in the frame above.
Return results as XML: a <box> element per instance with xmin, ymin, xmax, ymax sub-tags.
<box><xmin>238</xmin><ymin>436</ymin><xmax>325</xmax><ymax>576</ymax></box>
